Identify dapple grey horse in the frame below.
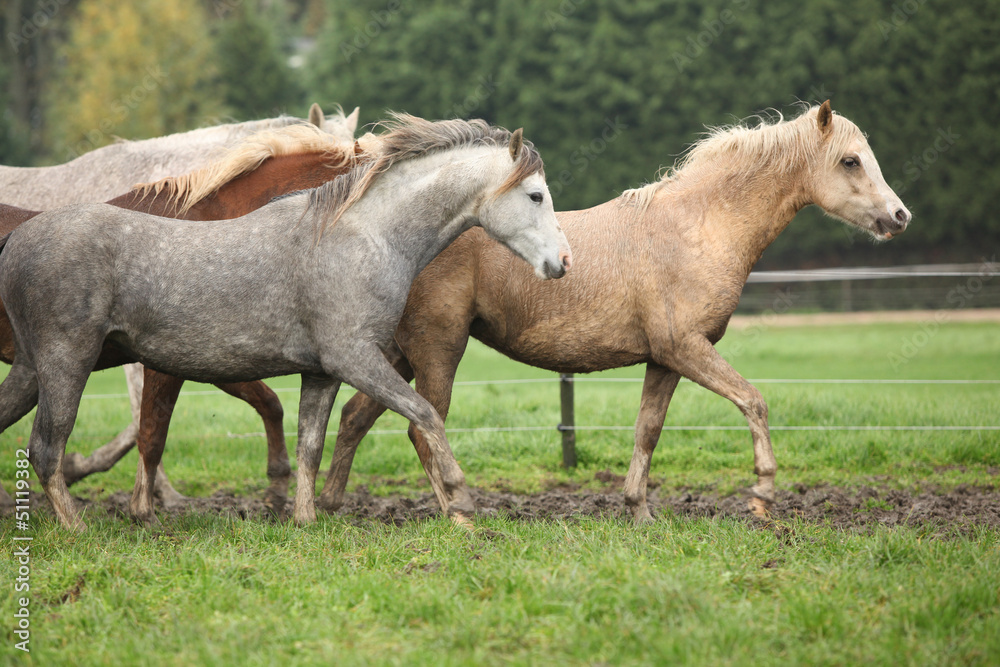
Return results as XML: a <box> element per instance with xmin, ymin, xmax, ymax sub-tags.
<box><xmin>0</xmin><ymin>115</ymin><xmax>572</xmax><ymax>531</ymax></box>
<box><xmin>0</xmin><ymin>104</ymin><xmax>359</xmax><ymax>508</ymax></box>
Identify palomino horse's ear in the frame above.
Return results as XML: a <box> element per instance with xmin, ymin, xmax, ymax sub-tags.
<box><xmin>345</xmin><ymin>107</ymin><xmax>360</xmax><ymax>134</ymax></box>
<box><xmin>308</xmin><ymin>103</ymin><xmax>325</xmax><ymax>128</ymax></box>
<box><xmin>817</xmin><ymin>100</ymin><xmax>833</xmax><ymax>136</ymax></box>
<box><xmin>509</xmin><ymin>128</ymin><xmax>524</xmax><ymax>161</ymax></box>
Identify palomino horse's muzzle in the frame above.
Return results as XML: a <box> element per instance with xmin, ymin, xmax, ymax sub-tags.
<box><xmin>875</xmin><ymin>206</ymin><xmax>911</xmax><ymax>240</ymax></box>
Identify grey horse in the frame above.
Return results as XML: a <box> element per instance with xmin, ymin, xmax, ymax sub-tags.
<box><xmin>0</xmin><ymin>115</ymin><xmax>572</xmax><ymax>531</ymax></box>
<box><xmin>0</xmin><ymin>104</ymin><xmax>359</xmax><ymax>508</ymax></box>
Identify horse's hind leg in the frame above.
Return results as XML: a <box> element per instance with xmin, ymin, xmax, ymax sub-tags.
<box><xmin>661</xmin><ymin>335</ymin><xmax>776</xmax><ymax>516</ymax></box>
<box><xmin>129</xmin><ymin>371</ymin><xmax>184</xmax><ymax>525</ymax></box>
<box><xmin>623</xmin><ymin>364</ymin><xmax>681</xmax><ymax>523</ymax></box>
<box><xmin>216</xmin><ymin>380</ymin><xmax>289</xmax><ymax>517</ymax></box>
<box><xmin>30</xmin><ymin>365</ymin><xmax>93</xmax><ymax>532</ymax></box>
<box><xmin>318</xmin><ymin>343</ymin><xmax>414</xmax><ymax>512</ymax></box>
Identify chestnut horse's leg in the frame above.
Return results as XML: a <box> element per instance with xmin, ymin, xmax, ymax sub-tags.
<box><xmin>318</xmin><ymin>343</ymin><xmax>415</xmax><ymax>512</ymax></box>
<box><xmin>623</xmin><ymin>364</ymin><xmax>681</xmax><ymax>523</ymax></box>
<box><xmin>60</xmin><ymin>362</ymin><xmax>143</xmax><ymax>485</ymax></box>
<box><xmin>129</xmin><ymin>371</ymin><xmax>184</xmax><ymax>525</ymax></box>
<box><xmin>215</xmin><ymin>380</ymin><xmax>290</xmax><ymax>517</ymax></box>
<box><xmin>661</xmin><ymin>335</ymin><xmax>776</xmax><ymax>516</ymax></box>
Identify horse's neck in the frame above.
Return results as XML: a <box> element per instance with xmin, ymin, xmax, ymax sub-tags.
<box><xmin>339</xmin><ymin>148</ymin><xmax>496</xmax><ymax>273</ymax></box>
<box><xmin>656</xmin><ymin>164</ymin><xmax>809</xmax><ymax>278</ymax></box>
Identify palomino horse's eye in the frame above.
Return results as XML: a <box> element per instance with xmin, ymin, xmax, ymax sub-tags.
<box><xmin>529</xmin><ymin>192</ymin><xmax>544</xmax><ymax>204</ymax></box>
<box><xmin>842</xmin><ymin>157</ymin><xmax>860</xmax><ymax>169</ymax></box>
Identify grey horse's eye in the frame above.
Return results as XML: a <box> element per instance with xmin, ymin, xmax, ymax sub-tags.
<box><xmin>529</xmin><ymin>192</ymin><xmax>544</xmax><ymax>204</ymax></box>
<box><xmin>842</xmin><ymin>156</ymin><xmax>859</xmax><ymax>169</ymax></box>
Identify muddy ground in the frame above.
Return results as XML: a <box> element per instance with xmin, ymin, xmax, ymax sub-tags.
<box><xmin>24</xmin><ymin>470</ymin><xmax>994</xmax><ymax>535</ymax></box>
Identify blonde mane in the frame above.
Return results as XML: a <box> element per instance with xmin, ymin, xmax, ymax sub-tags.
<box><xmin>620</xmin><ymin>104</ymin><xmax>862</xmax><ymax>212</ymax></box>
<box><xmin>134</xmin><ymin>124</ymin><xmax>356</xmax><ymax>215</ymax></box>
<box><xmin>306</xmin><ymin>113</ymin><xmax>545</xmax><ymax>233</ymax></box>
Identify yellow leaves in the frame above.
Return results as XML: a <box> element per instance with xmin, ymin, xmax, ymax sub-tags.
<box><xmin>47</xmin><ymin>0</ymin><xmax>225</xmax><ymax>154</ymax></box>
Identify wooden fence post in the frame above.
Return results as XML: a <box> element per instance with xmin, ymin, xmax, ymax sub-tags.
<box><xmin>558</xmin><ymin>373</ymin><xmax>577</xmax><ymax>468</ymax></box>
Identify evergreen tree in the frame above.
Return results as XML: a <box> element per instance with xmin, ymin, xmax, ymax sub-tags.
<box><xmin>215</xmin><ymin>4</ymin><xmax>304</xmax><ymax>120</ymax></box>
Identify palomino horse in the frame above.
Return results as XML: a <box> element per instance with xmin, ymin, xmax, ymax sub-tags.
<box><xmin>0</xmin><ymin>104</ymin><xmax>359</xmax><ymax>487</ymax></box>
<box><xmin>0</xmin><ymin>115</ymin><xmax>572</xmax><ymax>531</ymax></box>
<box><xmin>0</xmin><ymin>123</ymin><xmax>362</xmax><ymax>513</ymax></box>
<box><xmin>319</xmin><ymin>101</ymin><xmax>911</xmax><ymax>521</ymax></box>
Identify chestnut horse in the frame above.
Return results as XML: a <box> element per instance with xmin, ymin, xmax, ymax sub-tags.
<box><xmin>319</xmin><ymin>102</ymin><xmax>911</xmax><ymax>521</ymax></box>
<box><xmin>0</xmin><ymin>124</ymin><xmax>362</xmax><ymax>513</ymax></box>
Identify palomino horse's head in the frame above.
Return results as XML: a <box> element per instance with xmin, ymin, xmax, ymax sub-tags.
<box><xmin>476</xmin><ymin>129</ymin><xmax>572</xmax><ymax>279</ymax></box>
<box><xmin>808</xmin><ymin>100</ymin><xmax>911</xmax><ymax>240</ymax></box>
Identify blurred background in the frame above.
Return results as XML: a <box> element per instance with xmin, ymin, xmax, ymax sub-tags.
<box><xmin>2</xmin><ymin>0</ymin><xmax>998</xmax><ymax>309</ymax></box>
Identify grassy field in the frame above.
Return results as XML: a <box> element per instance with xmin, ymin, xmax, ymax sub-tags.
<box><xmin>1</xmin><ymin>320</ymin><xmax>999</xmax><ymax>665</ymax></box>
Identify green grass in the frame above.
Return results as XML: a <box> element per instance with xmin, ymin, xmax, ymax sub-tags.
<box><xmin>1</xmin><ymin>321</ymin><xmax>999</xmax><ymax>665</ymax></box>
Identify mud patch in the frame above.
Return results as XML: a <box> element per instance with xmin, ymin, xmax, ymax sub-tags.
<box><xmin>11</xmin><ymin>483</ymin><xmax>1000</xmax><ymax>534</ymax></box>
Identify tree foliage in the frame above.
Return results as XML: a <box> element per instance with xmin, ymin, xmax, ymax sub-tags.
<box><xmin>45</xmin><ymin>0</ymin><xmax>225</xmax><ymax>161</ymax></box>
<box><xmin>215</xmin><ymin>3</ymin><xmax>304</xmax><ymax>120</ymax></box>
<box><xmin>308</xmin><ymin>0</ymin><xmax>1000</xmax><ymax>267</ymax></box>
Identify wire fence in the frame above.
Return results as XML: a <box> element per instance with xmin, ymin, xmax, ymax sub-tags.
<box><xmin>75</xmin><ymin>375</ymin><xmax>999</xmax><ymax>439</ymax></box>
<box><xmin>73</xmin><ymin>263</ymin><xmax>999</xmax><ymax>457</ymax></box>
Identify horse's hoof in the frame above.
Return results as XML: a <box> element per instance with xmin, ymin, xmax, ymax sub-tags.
<box><xmin>264</xmin><ymin>496</ymin><xmax>289</xmax><ymax>521</ymax></box>
<box><xmin>315</xmin><ymin>494</ymin><xmax>343</xmax><ymax>513</ymax></box>
<box><xmin>292</xmin><ymin>510</ymin><xmax>316</xmax><ymax>526</ymax></box>
<box><xmin>748</xmin><ymin>496</ymin><xmax>771</xmax><ymax>517</ymax></box>
<box><xmin>633</xmin><ymin>511</ymin><xmax>655</xmax><ymax>525</ymax></box>
<box><xmin>130</xmin><ymin>510</ymin><xmax>160</xmax><ymax>528</ymax></box>
<box><xmin>449</xmin><ymin>512</ymin><xmax>474</xmax><ymax>531</ymax></box>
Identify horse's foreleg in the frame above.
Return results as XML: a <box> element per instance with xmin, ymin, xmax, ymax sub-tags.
<box><xmin>293</xmin><ymin>375</ymin><xmax>341</xmax><ymax>525</ymax></box>
<box><xmin>404</xmin><ymin>337</ymin><xmax>470</xmax><ymax>515</ymax></box>
<box><xmin>61</xmin><ymin>362</ymin><xmax>144</xmax><ymax>484</ymax></box>
<box><xmin>662</xmin><ymin>336</ymin><xmax>776</xmax><ymax>516</ymax></box>
<box><xmin>216</xmin><ymin>380</ymin><xmax>289</xmax><ymax>517</ymax></box>
<box><xmin>318</xmin><ymin>344</ymin><xmax>414</xmax><ymax>512</ymax></box>
<box><xmin>128</xmin><ymin>371</ymin><xmax>184</xmax><ymax>526</ymax></box>
<box><xmin>624</xmin><ymin>364</ymin><xmax>681</xmax><ymax>523</ymax></box>
<box><xmin>333</xmin><ymin>348</ymin><xmax>474</xmax><ymax>526</ymax></box>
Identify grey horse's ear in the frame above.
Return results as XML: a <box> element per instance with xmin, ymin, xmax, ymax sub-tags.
<box><xmin>308</xmin><ymin>103</ymin><xmax>325</xmax><ymax>128</ymax></box>
<box><xmin>345</xmin><ymin>107</ymin><xmax>360</xmax><ymax>134</ymax></box>
<box><xmin>817</xmin><ymin>100</ymin><xmax>833</xmax><ymax>136</ymax></box>
<box><xmin>509</xmin><ymin>128</ymin><xmax>524</xmax><ymax>161</ymax></box>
